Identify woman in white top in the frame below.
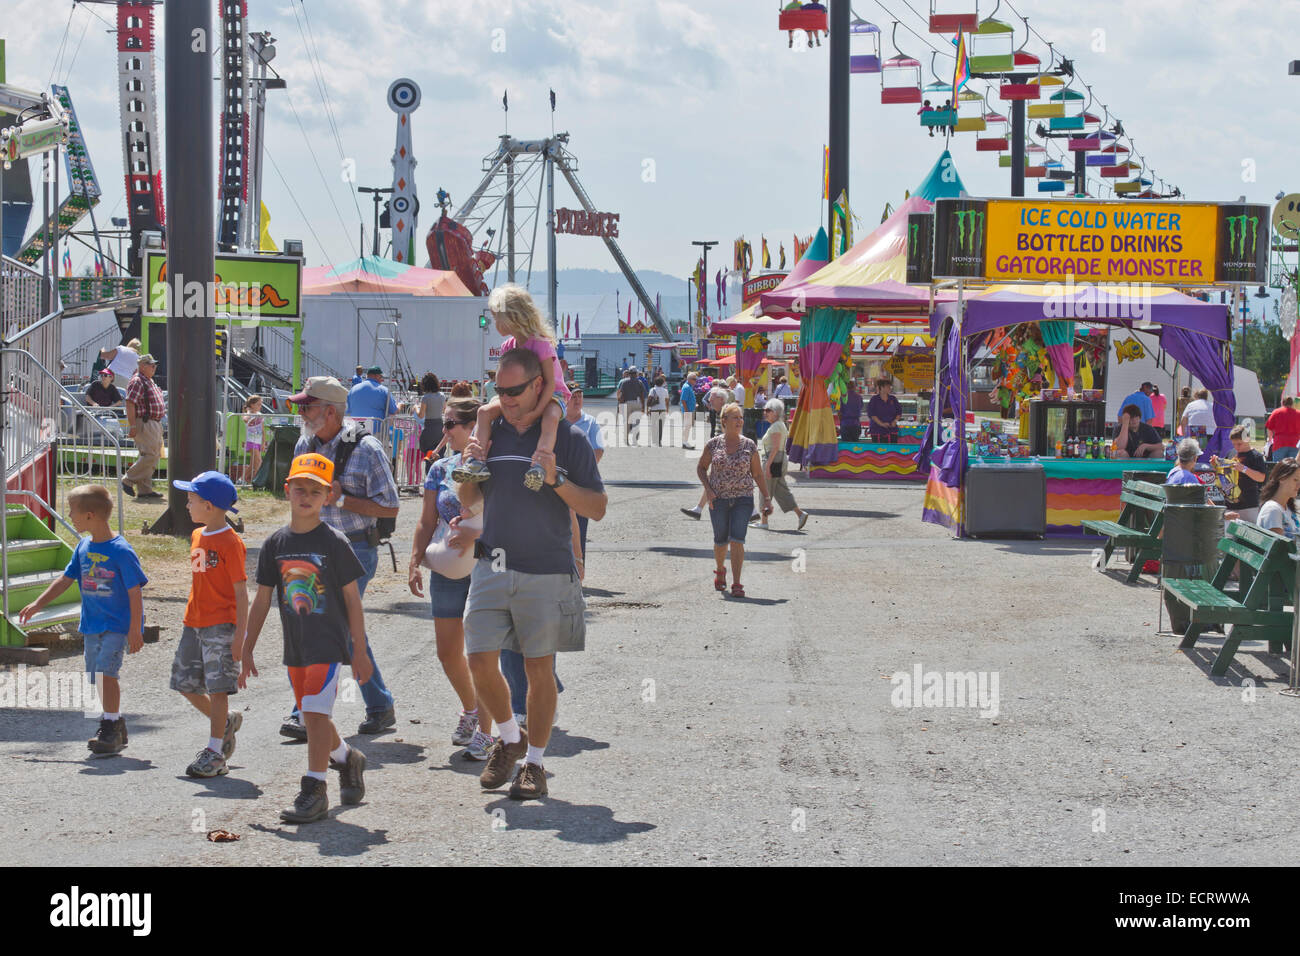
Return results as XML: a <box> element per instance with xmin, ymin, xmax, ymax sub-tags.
<box><xmin>752</xmin><ymin>398</ymin><xmax>808</xmax><ymax>530</ymax></box>
<box><xmin>98</xmin><ymin>338</ymin><xmax>142</xmax><ymax>389</ymax></box>
<box><xmin>1254</xmin><ymin>458</ymin><xmax>1300</xmax><ymax>539</ymax></box>
<box><xmin>1179</xmin><ymin>387</ymin><xmax>1216</xmax><ymax>436</ymax></box>
<box><xmin>646</xmin><ymin>376</ymin><xmax>671</xmax><ymax>446</ymax></box>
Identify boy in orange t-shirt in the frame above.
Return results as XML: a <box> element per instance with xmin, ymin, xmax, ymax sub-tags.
<box><xmin>170</xmin><ymin>471</ymin><xmax>248</xmax><ymax>778</ymax></box>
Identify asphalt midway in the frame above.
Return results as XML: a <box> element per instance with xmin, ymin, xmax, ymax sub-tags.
<box><xmin>4</xmin><ymin>398</ymin><xmax>1295</xmax><ymax>865</ymax></box>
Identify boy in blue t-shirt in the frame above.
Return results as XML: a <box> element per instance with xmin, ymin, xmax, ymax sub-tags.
<box><xmin>19</xmin><ymin>484</ymin><xmax>147</xmax><ymax>755</ymax></box>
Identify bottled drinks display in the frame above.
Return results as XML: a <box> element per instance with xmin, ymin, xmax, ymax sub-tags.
<box><xmin>1055</xmin><ymin>435</ymin><xmax>1113</xmax><ymax>459</ymax></box>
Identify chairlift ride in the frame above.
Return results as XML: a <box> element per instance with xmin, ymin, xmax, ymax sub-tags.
<box><xmin>928</xmin><ymin>0</ymin><xmax>977</xmax><ymax>35</ymax></box>
<box><xmin>849</xmin><ymin>18</ymin><xmax>882</xmax><ymax>73</ymax></box>
<box><xmin>976</xmin><ymin>111</ymin><xmax>1008</xmax><ymax>151</ymax></box>
<box><xmin>778</xmin><ymin>2</ymin><xmax>828</xmax><ymax>38</ymax></box>
<box><xmin>881</xmin><ymin>23</ymin><xmax>923</xmax><ymax>104</ymax></box>
<box><xmin>953</xmin><ymin>89</ymin><xmax>986</xmax><ymax>131</ymax></box>
<box><xmin>967</xmin><ymin>6</ymin><xmax>1015</xmax><ymax>74</ymax></box>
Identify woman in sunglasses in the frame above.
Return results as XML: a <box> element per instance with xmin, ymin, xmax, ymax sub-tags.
<box><xmin>697</xmin><ymin>402</ymin><xmax>772</xmax><ymax>597</ymax></box>
<box><xmin>408</xmin><ymin>396</ymin><xmax>496</xmax><ymax>760</ymax></box>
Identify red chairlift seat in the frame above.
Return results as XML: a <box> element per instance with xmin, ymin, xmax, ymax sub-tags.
<box><xmin>928</xmin><ymin>2</ymin><xmax>978</xmax><ymax>34</ymax></box>
<box><xmin>881</xmin><ymin>56</ymin><xmax>923</xmax><ymax>104</ymax></box>
<box><xmin>976</xmin><ymin>113</ymin><xmax>1008</xmax><ymax>151</ymax></box>
<box><xmin>779</xmin><ymin>5</ymin><xmax>828</xmax><ymax>33</ymax></box>
<box><xmin>1068</xmin><ymin>136</ymin><xmax>1101</xmax><ymax>151</ymax></box>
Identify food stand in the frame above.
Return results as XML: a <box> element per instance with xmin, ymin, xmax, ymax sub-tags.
<box><xmin>918</xmin><ymin>194</ymin><xmax>1270</xmax><ymax>537</ymax></box>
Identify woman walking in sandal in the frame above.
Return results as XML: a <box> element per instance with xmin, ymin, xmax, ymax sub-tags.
<box><xmin>697</xmin><ymin>402</ymin><xmax>771</xmax><ymax>598</ymax></box>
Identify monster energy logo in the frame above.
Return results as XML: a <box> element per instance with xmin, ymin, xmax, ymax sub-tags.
<box><xmin>953</xmin><ymin>210</ymin><xmax>985</xmax><ymax>253</ymax></box>
<box><xmin>1225</xmin><ymin>214</ymin><xmax>1260</xmax><ymax>258</ymax></box>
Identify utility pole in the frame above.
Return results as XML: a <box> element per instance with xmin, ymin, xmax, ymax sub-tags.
<box><xmin>827</xmin><ymin>0</ymin><xmax>850</xmax><ymax>225</ymax></box>
<box><xmin>358</xmin><ymin>186</ymin><xmax>393</xmax><ymax>257</ymax></box>
<box><xmin>153</xmin><ymin>0</ymin><xmax>215</xmax><ymax>535</ymax></box>
<box><xmin>692</xmin><ymin>241</ymin><xmax>718</xmax><ymax>326</ymax></box>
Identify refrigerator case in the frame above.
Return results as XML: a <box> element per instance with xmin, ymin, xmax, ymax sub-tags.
<box><xmin>1028</xmin><ymin>401</ymin><xmax>1107</xmax><ymax>456</ymax></box>
<box><xmin>965</xmin><ymin>462</ymin><xmax>1046</xmax><ymax>538</ymax></box>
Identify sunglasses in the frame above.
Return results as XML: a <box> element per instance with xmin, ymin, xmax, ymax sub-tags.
<box><xmin>442</xmin><ymin>419</ymin><xmax>470</xmax><ymax>428</ymax></box>
<box><xmin>495</xmin><ymin>374</ymin><xmax>539</xmax><ymax>398</ymax></box>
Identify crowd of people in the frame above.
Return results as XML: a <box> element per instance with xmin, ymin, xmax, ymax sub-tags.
<box><xmin>25</xmin><ymin>286</ymin><xmax>608</xmax><ymax>823</ymax></box>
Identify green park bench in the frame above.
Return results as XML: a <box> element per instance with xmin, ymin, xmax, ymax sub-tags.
<box><xmin>1082</xmin><ymin>480</ymin><xmax>1167</xmax><ymax>584</ymax></box>
<box><xmin>1164</xmin><ymin>520</ymin><xmax>1296</xmax><ymax>676</ymax></box>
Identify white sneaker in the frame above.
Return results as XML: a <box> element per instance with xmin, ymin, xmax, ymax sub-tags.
<box><xmin>464</xmin><ymin>730</ymin><xmax>496</xmax><ymax>761</ymax></box>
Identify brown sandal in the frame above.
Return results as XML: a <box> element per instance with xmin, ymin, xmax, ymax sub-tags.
<box><xmin>714</xmin><ymin>568</ymin><xmax>727</xmax><ymax>591</ymax></box>
<box><xmin>730</xmin><ymin>583</ymin><xmax>745</xmax><ymax>598</ymax></box>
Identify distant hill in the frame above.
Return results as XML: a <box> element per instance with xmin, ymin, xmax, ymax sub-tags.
<box><xmin>526</xmin><ymin>268</ymin><xmax>686</xmax><ymax>299</ymax></box>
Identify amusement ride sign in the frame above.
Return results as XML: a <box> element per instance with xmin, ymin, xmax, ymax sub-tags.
<box><xmin>555</xmin><ymin>207</ymin><xmax>619</xmax><ymax>238</ymax></box>
<box><xmin>931</xmin><ymin>197</ymin><xmax>1270</xmax><ymax>285</ymax></box>
<box><xmin>742</xmin><ymin>272</ymin><xmax>787</xmax><ymax>308</ymax></box>
<box><xmin>143</xmin><ymin>252</ymin><xmax>303</xmax><ymax>319</ymax></box>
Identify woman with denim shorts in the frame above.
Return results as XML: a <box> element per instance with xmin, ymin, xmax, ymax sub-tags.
<box><xmin>408</xmin><ymin>396</ymin><xmax>496</xmax><ymax>760</ymax></box>
<box><xmin>697</xmin><ymin>402</ymin><xmax>771</xmax><ymax>598</ymax></box>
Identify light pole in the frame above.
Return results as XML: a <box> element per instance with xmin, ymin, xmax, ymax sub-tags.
<box><xmin>110</xmin><ymin>216</ymin><xmax>128</xmax><ymax>275</ymax></box>
<box><xmin>691</xmin><ymin>240</ymin><xmax>718</xmax><ymax>324</ymax></box>
<box><xmin>358</xmin><ymin>186</ymin><xmax>393</xmax><ymax>257</ymax></box>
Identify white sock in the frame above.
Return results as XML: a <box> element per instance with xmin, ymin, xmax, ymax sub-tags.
<box><xmin>525</xmin><ymin>744</ymin><xmax>545</xmax><ymax>767</ymax></box>
<box><xmin>208</xmin><ymin>737</ymin><xmax>223</xmax><ymax>754</ymax></box>
<box><xmin>330</xmin><ymin>742</ymin><xmax>349</xmax><ymax>764</ymax></box>
<box><xmin>102</xmin><ymin>712</ymin><xmax>120</xmax><ymax>721</ymax></box>
<box><xmin>306</xmin><ymin>769</ymin><xmax>327</xmax><ymax>782</ymax></box>
<box><xmin>498</xmin><ymin>717</ymin><xmax>521</xmax><ymax>744</ymax></box>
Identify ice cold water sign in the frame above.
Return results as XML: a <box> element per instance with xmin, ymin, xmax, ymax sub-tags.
<box><xmin>932</xmin><ymin>197</ymin><xmax>1270</xmax><ymax>285</ymax></box>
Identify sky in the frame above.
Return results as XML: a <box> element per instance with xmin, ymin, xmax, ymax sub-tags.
<box><xmin>4</xmin><ymin>0</ymin><xmax>1299</xmax><ymax>306</ymax></box>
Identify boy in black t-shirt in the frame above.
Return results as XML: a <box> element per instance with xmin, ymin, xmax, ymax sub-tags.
<box><xmin>240</xmin><ymin>453</ymin><xmax>373</xmax><ymax>823</ymax></box>
<box><xmin>1213</xmin><ymin>423</ymin><xmax>1269</xmax><ymax>522</ymax></box>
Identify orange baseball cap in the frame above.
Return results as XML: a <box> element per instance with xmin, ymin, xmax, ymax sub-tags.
<box><xmin>287</xmin><ymin>453</ymin><xmax>334</xmax><ymax>486</ymax></box>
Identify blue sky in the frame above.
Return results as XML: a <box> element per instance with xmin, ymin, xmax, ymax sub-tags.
<box><xmin>4</xmin><ymin>0</ymin><xmax>1298</xmax><ymax>293</ymax></box>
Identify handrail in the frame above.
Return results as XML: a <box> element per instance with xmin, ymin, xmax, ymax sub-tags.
<box><xmin>2</xmin><ymin>308</ymin><xmax>63</xmax><ymax>350</ymax></box>
<box><xmin>5</xmin><ymin>489</ymin><xmax>78</xmax><ymax>539</ymax></box>
<box><xmin>1</xmin><ymin>254</ymin><xmax>43</xmax><ymax>279</ymax></box>
<box><xmin>1</xmin><ymin>489</ymin><xmax>80</xmax><ymax>631</ymax></box>
<box><xmin>1</xmin><ymin>347</ymin><xmax>125</xmax><ymax>534</ymax></box>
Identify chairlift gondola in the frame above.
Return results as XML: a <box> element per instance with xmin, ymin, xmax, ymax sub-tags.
<box><xmin>778</xmin><ymin>2</ymin><xmax>828</xmax><ymax>38</ymax></box>
<box><xmin>1047</xmin><ymin>87</ymin><xmax>1085</xmax><ymax>130</ymax></box>
<box><xmin>881</xmin><ymin>23</ymin><xmax>923</xmax><ymax>104</ymax></box>
<box><xmin>1038</xmin><ymin>179</ymin><xmax>1066</xmax><ymax>193</ymax></box>
<box><xmin>968</xmin><ymin>16</ymin><xmax>1015</xmax><ymax>73</ymax></box>
<box><xmin>976</xmin><ymin>111</ymin><xmax>1008</xmax><ymax>151</ymax></box>
<box><xmin>953</xmin><ymin>89</ymin><xmax>986</xmax><ymax>131</ymax></box>
<box><xmin>928</xmin><ymin>0</ymin><xmax>977</xmax><ymax>34</ymax></box>
<box><xmin>849</xmin><ymin>18</ymin><xmax>882</xmax><ymax>73</ymax></box>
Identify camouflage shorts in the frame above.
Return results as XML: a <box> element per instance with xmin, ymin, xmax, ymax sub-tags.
<box><xmin>170</xmin><ymin>623</ymin><xmax>239</xmax><ymax>695</ymax></box>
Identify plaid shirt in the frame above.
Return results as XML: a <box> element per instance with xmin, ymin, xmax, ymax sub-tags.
<box><xmin>125</xmin><ymin>372</ymin><xmax>165</xmax><ymax>422</ymax></box>
<box><xmin>295</xmin><ymin>427</ymin><xmax>399</xmax><ymax>539</ymax></box>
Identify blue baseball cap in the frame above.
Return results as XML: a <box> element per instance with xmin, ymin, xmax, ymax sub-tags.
<box><xmin>173</xmin><ymin>471</ymin><xmax>239</xmax><ymax>512</ymax></box>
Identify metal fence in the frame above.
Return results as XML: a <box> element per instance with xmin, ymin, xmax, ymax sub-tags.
<box><xmin>220</xmin><ymin>412</ymin><xmax>425</xmax><ymax>493</ymax></box>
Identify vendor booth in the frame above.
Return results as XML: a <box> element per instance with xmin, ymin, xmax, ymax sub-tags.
<box><xmin>918</xmin><ymin>193</ymin><xmax>1271</xmax><ymax>537</ymax></box>
<box><xmin>756</xmin><ymin>151</ymin><xmax>969</xmax><ymax>479</ymax></box>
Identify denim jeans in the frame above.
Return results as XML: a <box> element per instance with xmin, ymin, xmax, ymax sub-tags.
<box><xmin>500</xmin><ymin>650</ymin><xmax>564</xmax><ymax>716</ymax></box>
<box><xmin>289</xmin><ymin>539</ymin><xmax>395</xmax><ymax>718</ymax></box>
<box><xmin>350</xmin><ymin>542</ymin><xmax>395</xmax><ymax>715</ymax></box>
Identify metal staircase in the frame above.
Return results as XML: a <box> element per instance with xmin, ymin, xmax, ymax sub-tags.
<box><xmin>0</xmin><ymin>505</ymin><xmax>80</xmax><ymax>647</ymax></box>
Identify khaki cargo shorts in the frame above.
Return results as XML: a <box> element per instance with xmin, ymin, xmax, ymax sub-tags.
<box><xmin>463</xmin><ymin>560</ymin><xmax>585</xmax><ymax>658</ymax></box>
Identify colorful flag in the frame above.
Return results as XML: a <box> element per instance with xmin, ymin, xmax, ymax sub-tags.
<box><xmin>503</xmin><ymin>90</ymin><xmax>509</xmax><ymax>112</ymax></box>
<box><xmin>93</xmin><ymin>254</ymin><xmax>104</xmax><ymax>277</ymax></box>
<box><xmin>762</xmin><ymin>237</ymin><xmax>771</xmax><ymax>269</ymax></box>
<box><xmin>822</xmin><ymin>145</ymin><xmax>830</xmax><ymax>200</ymax></box>
<box><xmin>830</xmin><ymin>189</ymin><xmax>853</xmax><ymax>258</ymax></box>
<box><xmin>549</xmin><ymin>88</ymin><xmax>556</xmax><ymax>112</ymax></box>
<box><xmin>951</xmin><ymin>31</ymin><xmax>970</xmax><ymax>107</ymax></box>
<box><xmin>575</xmin><ymin>313</ymin><xmax>580</xmax><ymax>339</ymax></box>
<box><xmin>62</xmin><ymin>246</ymin><xmax>72</xmax><ymax>276</ymax></box>
<box><xmin>716</xmin><ymin>269</ymin><xmax>722</xmax><ymax>310</ymax></box>
<box><xmin>779</xmin><ymin>243</ymin><xmax>786</xmax><ymax>270</ymax></box>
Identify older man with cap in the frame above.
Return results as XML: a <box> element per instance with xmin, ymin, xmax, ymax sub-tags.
<box><xmin>279</xmin><ymin>376</ymin><xmax>401</xmax><ymax>739</ymax></box>
<box><xmin>121</xmin><ymin>353</ymin><xmax>165</xmax><ymax>499</ymax></box>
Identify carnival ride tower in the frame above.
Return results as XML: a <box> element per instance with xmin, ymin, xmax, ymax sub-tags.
<box><xmin>116</xmin><ymin>0</ymin><xmax>164</xmax><ymax>270</ymax></box>
<box><xmin>387</xmin><ymin>78</ymin><xmax>420</xmax><ymax>264</ymax></box>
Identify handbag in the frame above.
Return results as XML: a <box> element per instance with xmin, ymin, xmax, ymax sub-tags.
<box><xmin>422</xmin><ymin>511</ymin><xmax>482</xmax><ymax>580</ymax></box>
<box><xmin>769</xmin><ymin>457</ymin><xmax>785</xmax><ymax>478</ymax></box>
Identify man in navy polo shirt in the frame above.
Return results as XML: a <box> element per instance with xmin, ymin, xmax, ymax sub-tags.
<box><xmin>458</xmin><ymin>348</ymin><xmax>606</xmax><ymax>800</ymax></box>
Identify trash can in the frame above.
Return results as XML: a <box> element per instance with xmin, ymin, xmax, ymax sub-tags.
<box><xmin>253</xmin><ymin>423</ymin><xmax>301</xmax><ymax>496</ymax></box>
<box><xmin>965</xmin><ymin>461</ymin><xmax>1046</xmax><ymax>538</ymax></box>
<box><xmin>1161</xmin><ymin>501</ymin><xmax>1225</xmax><ymax>634</ymax></box>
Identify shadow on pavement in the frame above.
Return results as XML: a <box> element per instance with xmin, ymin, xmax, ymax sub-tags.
<box><xmin>545</xmin><ymin>727</ymin><xmax>610</xmax><ymax>758</ymax></box>
<box><xmin>427</xmin><ymin>754</ymin><xmax>487</xmax><ymax>777</ymax></box>
<box><xmin>248</xmin><ymin>819</ymin><xmax>391</xmax><ymax>858</ymax></box>
<box><xmin>78</xmin><ymin>755</ymin><xmax>156</xmax><ymax>775</ymax></box>
<box><xmin>353</xmin><ymin>739</ymin><xmax>428</xmax><ymax>768</ymax></box>
<box><xmin>0</xmin><ymin>710</ymin><xmax>165</xmax><ymax>744</ymax></box>
<box><xmin>483</xmin><ymin>796</ymin><xmax>655</xmax><ymax>844</ymax></box>
<box><xmin>804</xmin><ymin>509</ymin><xmax>899</xmax><ymax>520</ymax></box>
<box><xmin>581</xmin><ymin>587</ymin><xmax>625</xmax><ymax>598</ymax></box>
<box><xmin>646</xmin><ymin>547</ymin><xmax>790</xmax><ymax>563</ymax></box>
<box><xmin>180</xmin><ymin>774</ymin><xmax>265</xmax><ymax>800</ymax></box>
<box><xmin>1180</xmin><ymin>641</ymin><xmax>1290</xmax><ymax>685</ymax></box>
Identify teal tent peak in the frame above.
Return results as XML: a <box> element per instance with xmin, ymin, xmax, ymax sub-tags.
<box><xmin>913</xmin><ymin>149</ymin><xmax>968</xmax><ymax>202</ymax></box>
<box><xmin>802</xmin><ymin>227</ymin><xmax>829</xmax><ymax>263</ymax></box>
<box><xmin>326</xmin><ymin>255</ymin><xmax>413</xmax><ymax>278</ymax></box>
